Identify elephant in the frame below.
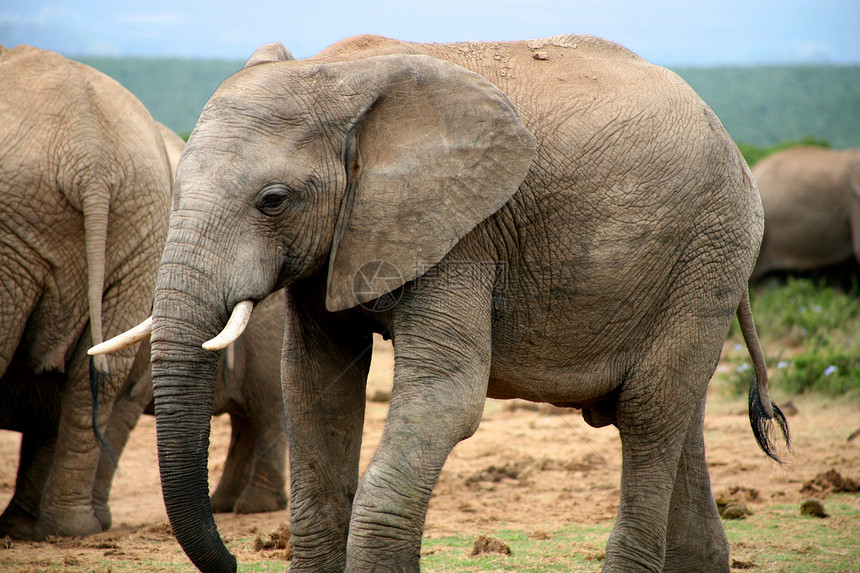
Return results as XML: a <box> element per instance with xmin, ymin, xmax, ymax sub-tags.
<box><xmin>751</xmin><ymin>146</ymin><xmax>860</xmax><ymax>281</ymax></box>
<box><xmin>94</xmin><ymin>34</ymin><xmax>789</xmax><ymax>572</ymax></box>
<box><xmin>155</xmin><ymin>121</ymin><xmax>187</xmax><ymax>181</ymax></box>
<box><xmin>0</xmin><ymin>44</ymin><xmax>171</xmax><ymax>539</ymax></box>
<box><xmin>149</xmin><ymin>122</ymin><xmax>290</xmax><ymax>514</ymax></box>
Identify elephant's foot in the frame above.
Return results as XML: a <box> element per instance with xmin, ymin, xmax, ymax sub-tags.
<box><xmin>0</xmin><ymin>504</ymin><xmax>38</xmax><ymax>540</ymax></box>
<box><xmin>31</xmin><ymin>505</ymin><xmax>102</xmax><ymax>540</ymax></box>
<box><xmin>233</xmin><ymin>484</ymin><xmax>287</xmax><ymax>514</ymax></box>
<box><xmin>664</xmin><ymin>501</ymin><xmax>729</xmax><ymax>572</ymax></box>
<box><xmin>93</xmin><ymin>500</ymin><xmax>112</xmax><ymax>531</ymax></box>
<box><xmin>209</xmin><ymin>489</ymin><xmax>240</xmax><ymax>513</ymax></box>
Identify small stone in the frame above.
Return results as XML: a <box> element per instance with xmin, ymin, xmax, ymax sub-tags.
<box><xmin>532</xmin><ymin>52</ymin><xmax>549</xmax><ymax>60</ymax></box>
<box><xmin>369</xmin><ymin>389</ymin><xmax>391</xmax><ymax>403</ymax></box>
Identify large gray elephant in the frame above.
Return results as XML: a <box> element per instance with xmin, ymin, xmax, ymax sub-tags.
<box><xmin>0</xmin><ymin>45</ymin><xmax>171</xmax><ymax>539</ymax></box>
<box><xmin>751</xmin><ymin>146</ymin><xmax>860</xmax><ymax>280</ymax></box>
<box><xmin>96</xmin><ymin>34</ymin><xmax>788</xmax><ymax>572</ymax></box>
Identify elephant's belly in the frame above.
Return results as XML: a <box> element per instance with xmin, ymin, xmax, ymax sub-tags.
<box><xmin>486</xmin><ymin>345</ymin><xmax>627</xmax><ymax>404</ymax></box>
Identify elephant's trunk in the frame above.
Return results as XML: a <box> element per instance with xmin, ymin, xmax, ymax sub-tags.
<box><xmin>150</xmin><ymin>249</ymin><xmax>236</xmax><ymax>573</ymax></box>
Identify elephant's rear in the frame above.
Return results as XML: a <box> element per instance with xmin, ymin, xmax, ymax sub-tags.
<box><xmin>467</xmin><ymin>37</ymin><xmax>763</xmax><ymax>388</ymax></box>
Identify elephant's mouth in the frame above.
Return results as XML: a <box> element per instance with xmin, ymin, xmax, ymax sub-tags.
<box><xmin>88</xmin><ymin>300</ymin><xmax>255</xmax><ymax>356</ymax></box>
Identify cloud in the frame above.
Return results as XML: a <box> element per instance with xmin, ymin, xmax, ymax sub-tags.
<box><xmin>0</xmin><ymin>4</ymin><xmax>83</xmax><ymax>26</ymax></box>
<box><xmin>796</xmin><ymin>42</ymin><xmax>834</xmax><ymax>63</ymax></box>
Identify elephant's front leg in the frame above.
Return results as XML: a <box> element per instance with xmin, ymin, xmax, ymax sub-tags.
<box><xmin>284</xmin><ymin>295</ymin><xmax>372</xmax><ymax>573</ymax></box>
<box><xmin>234</xmin><ymin>403</ymin><xmax>289</xmax><ymax>514</ymax></box>
<box><xmin>210</xmin><ymin>412</ymin><xmax>254</xmax><ymax>512</ymax></box>
<box><xmin>346</xmin><ymin>288</ymin><xmax>492</xmax><ymax>572</ymax></box>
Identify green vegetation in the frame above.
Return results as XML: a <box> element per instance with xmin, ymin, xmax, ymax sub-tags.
<box><xmin>674</xmin><ymin>65</ymin><xmax>860</xmax><ymax>150</ymax></box>
<box><xmin>419</xmin><ymin>526</ymin><xmax>610</xmax><ymax>572</ymax></box>
<box><xmin>74</xmin><ymin>56</ymin><xmax>244</xmax><ymax>136</ymax></box>
<box><xmin>70</xmin><ymin>57</ymin><xmax>860</xmax><ymax>149</ymax></box>
<box><xmin>729</xmin><ymin>278</ymin><xmax>860</xmax><ymax>396</ymax></box>
<box><xmin>737</xmin><ymin>136</ymin><xmax>831</xmax><ymax>167</ymax></box>
<box><xmin>721</xmin><ymin>497</ymin><xmax>860</xmax><ymax>572</ymax></box>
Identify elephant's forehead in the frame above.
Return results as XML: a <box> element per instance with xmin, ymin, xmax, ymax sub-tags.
<box><xmin>197</xmin><ymin>90</ymin><xmax>312</xmax><ymax>136</ymax></box>
<box><xmin>178</xmin><ymin>125</ymin><xmax>320</xmax><ymax>190</ymax></box>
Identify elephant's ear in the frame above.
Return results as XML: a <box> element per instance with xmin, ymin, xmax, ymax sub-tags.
<box><xmin>325</xmin><ymin>55</ymin><xmax>536</xmax><ymax>312</ymax></box>
<box><xmin>243</xmin><ymin>43</ymin><xmax>294</xmax><ymax>68</ymax></box>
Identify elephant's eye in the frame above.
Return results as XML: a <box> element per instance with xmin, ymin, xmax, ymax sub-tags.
<box><xmin>256</xmin><ymin>187</ymin><xmax>292</xmax><ymax>216</ymax></box>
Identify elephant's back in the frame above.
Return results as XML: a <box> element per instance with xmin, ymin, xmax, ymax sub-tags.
<box><xmin>312</xmin><ymin>34</ymin><xmax>761</xmax><ymax>282</ymax></box>
<box><xmin>754</xmin><ymin>147</ymin><xmax>854</xmax><ymax>199</ymax></box>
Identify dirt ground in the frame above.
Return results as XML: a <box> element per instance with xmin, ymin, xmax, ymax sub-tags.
<box><xmin>1</xmin><ymin>336</ymin><xmax>859</xmax><ymax>571</ymax></box>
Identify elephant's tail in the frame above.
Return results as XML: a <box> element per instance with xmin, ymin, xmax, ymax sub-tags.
<box><xmin>737</xmin><ymin>290</ymin><xmax>791</xmax><ymax>463</ymax></box>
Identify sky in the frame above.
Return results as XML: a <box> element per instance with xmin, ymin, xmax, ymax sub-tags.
<box><xmin>1</xmin><ymin>1</ymin><xmax>858</xmax><ymax>67</ymax></box>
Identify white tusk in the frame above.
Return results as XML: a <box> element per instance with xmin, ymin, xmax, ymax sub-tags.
<box><xmin>226</xmin><ymin>343</ymin><xmax>235</xmax><ymax>370</ymax></box>
<box><xmin>88</xmin><ymin>317</ymin><xmax>153</xmax><ymax>355</ymax></box>
<box><xmin>202</xmin><ymin>300</ymin><xmax>254</xmax><ymax>351</ymax></box>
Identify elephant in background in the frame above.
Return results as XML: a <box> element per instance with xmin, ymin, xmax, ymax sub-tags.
<box><xmin>138</xmin><ymin>291</ymin><xmax>289</xmax><ymax>515</ymax></box>
<box><xmin>751</xmin><ymin>146</ymin><xmax>860</xmax><ymax>281</ymax></box>
<box><xmin>91</xmin><ymin>292</ymin><xmax>288</xmax><ymax>523</ymax></box>
<box><xmin>0</xmin><ymin>44</ymin><xmax>171</xmax><ymax>539</ymax></box>
<box><xmin>88</xmin><ymin>125</ymin><xmax>287</xmax><ymax>523</ymax></box>
<box><xmin>97</xmin><ymin>34</ymin><xmax>788</xmax><ymax>572</ymax></box>
<box><xmin>155</xmin><ymin>121</ymin><xmax>187</xmax><ymax>177</ymax></box>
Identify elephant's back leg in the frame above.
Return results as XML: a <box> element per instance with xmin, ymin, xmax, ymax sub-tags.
<box><xmin>662</xmin><ymin>391</ymin><xmax>728</xmax><ymax>571</ymax></box>
<box><xmin>0</xmin><ymin>243</ymin><xmax>48</xmax><ymax>378</ymax></box>
<box><xmin>0</xmin><ymin>364</ymin><xmax>62</xmax><ymax>539</ymax></box>
<box><xmin>32</xmin><ymin>321</ymin><xmax>139</xmax><ymax>538</ymax></box>
<box><xmin>603</xmin><ymin>257</ymin><xmax>740</xmax><ymax>571</ymax></box>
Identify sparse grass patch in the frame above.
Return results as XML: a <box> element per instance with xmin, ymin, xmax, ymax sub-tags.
<box><xmin>417</xmin><ymin>498</ymin><xmax>860</xmax><ymax>573</ymax></box>
<box><xmin>723</xmin><ymin>496</ymin><xmax>860</xmax><ymax>572</ymax></box>
<box><xmin>419</xmin><ymin>524</ymin><xmax>611</xmax><ymax>572</ymax></box>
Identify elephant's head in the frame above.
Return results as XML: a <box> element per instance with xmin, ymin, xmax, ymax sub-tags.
<box><xmin>141</xmin><ymin>44</ymin><xmax>535</xmax><ymax>571</ymax></box>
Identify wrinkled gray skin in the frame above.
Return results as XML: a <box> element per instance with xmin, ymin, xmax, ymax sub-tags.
<box><xmin>0</xmin><ymin>45</ymin><xmax>170</xmax><ymax>539</ymax></box>
<box><xmin>751</xmin><ymin>146</ymin><xmax>860</xmax><ymax>280</ymax></box>
<box><xmin>150</xmin><ymin>35</ymin><xmax>782</xmax><ymax>572</ymax></box>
